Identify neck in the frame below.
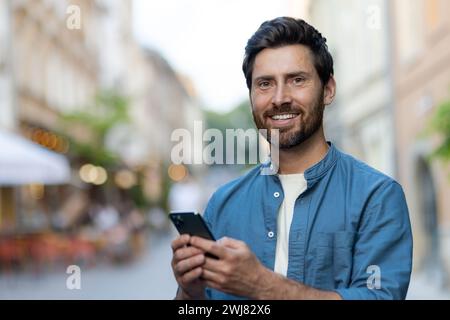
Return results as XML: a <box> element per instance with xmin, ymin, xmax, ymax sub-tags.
<box><xmin>277</xmin><ymin>127</ymin><xmax>329</xmax><ymax>175</ymax></box>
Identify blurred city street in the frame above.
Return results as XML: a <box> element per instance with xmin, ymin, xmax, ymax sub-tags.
<box><xmin>0</xmin><ymin>231</ymin><xmax>178</xmax><ymax>299</ymax></box>
<box><xmin>407</xmin><ymin>272</ymin><xmax>450</xmax><ymax>300</ymax></box>
<box><xmin>1</xmin><ymin>228</ymin><xmax>450</xmax><ymax>300</ymax></box>
<box><xmin>1</xmin><ymin>0</ymin><xmax>450</xmax><ymax>300</ymax></box>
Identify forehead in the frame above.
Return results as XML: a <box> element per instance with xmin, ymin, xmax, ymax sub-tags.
<box><xmin>252</xmin><ymin>44</ymin><xmax>316</xmax><ymax>77</ymax></box>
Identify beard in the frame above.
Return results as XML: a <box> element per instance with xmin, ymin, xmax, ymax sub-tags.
<box><xmin>252</xmin><ymin>90</ymin><xmax>325</xmax><ymax>149</ymax></box>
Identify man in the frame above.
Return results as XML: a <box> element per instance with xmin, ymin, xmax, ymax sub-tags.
<box><xmin>171</xmin><ymin>17</ymin><xmax>413</xmax><ymax>300</ymax></box>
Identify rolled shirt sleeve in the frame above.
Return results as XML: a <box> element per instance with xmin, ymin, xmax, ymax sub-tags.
<box><xmin>335</xmin><ymin>181</ymin><xmax>413</xmax><ymax>300</ymax></box>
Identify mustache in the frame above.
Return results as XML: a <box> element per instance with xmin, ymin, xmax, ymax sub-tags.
<box><xmin>263</xmin><ymin>104</ymin><xmax>302</xmax><ymax>117</ymax></box>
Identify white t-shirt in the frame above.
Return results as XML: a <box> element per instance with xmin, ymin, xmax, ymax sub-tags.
<box><xmin>274</xmin><ymin>173</ymin><xmax>307</xmax><ymax>276</ymax></box>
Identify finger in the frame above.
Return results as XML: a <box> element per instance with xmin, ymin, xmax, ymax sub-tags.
<box><xmin>202</xmin><ymin>268</ymin><xmax>224</xmax><ymax>285</ymax></box>
<box><xmin>175</xmin><ymin>254</ymin><xmax>205</xmax><ymax>276</ymax></box>
<box><xmin>171</xmin><ymin>234</ymin><xmax>190</xmax><ymax>252</ymax></box>
<box><xmin>204</xmin><ymin>279</ymin><xmax>221</xmax><ymax>291</ymax></box>
<box><xmin>174</xmin><ymin>246</ymin><xmax>204</xmax><ymax>262</ymax></box>
<box><xmin>180</xmin><ymin>266</ymin><xmax>203</xmax><ymax>285</ymax></box>
<box><xmin>203</xmin><ymin>256</ymin><xmax>224</xmax><ymax>273</ymax></box>
<box><xmin>218</xmin><ymin>236</ymin><xmax>244</xmax><ymax>249</ymax></box>
<box><xmin>190</xmin><ymin>236</ymin><xmax>228</xmax><ymax>259</ymax></box>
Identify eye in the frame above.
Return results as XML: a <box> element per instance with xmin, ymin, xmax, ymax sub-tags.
<box><xmin>293</xmin><ymin>77</ymin><xmax>305</xmax><ymax>85</ymax></box>
<box><xmin>258</xmin><ymin>81</ymin><xmax>271</xmax><ymax>90</ymax></box>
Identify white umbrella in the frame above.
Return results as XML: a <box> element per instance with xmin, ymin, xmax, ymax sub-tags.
<box><xmin>0</xmin><ymin>129</ymin><xmax>71</xmax><ymax>185</ymax></box>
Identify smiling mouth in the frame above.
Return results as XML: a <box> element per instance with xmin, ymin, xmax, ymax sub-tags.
<box><xmin>266</xmin><ymin>113</ymin><xmax>301</xmax><ymax>128</ymax></box>
<box><xmin>269</xmin><ymin>113</ymin><xmax>299</xmax><ymax>120</ymax></box>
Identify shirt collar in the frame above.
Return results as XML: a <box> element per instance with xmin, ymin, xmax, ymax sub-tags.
<box><xmin>262</xmin><ymin>142</ymin><xmax>339</xmax><ymax>188</ymax></box>
<box><xmin>304</xmin><ymin>142</ymin><xmax>338</xmax><ymax>181</ymax></box>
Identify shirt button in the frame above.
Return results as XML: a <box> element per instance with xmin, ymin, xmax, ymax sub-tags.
<box><xmin>273</xmin><ymin>192</ymin><xmax>280</xmax><ymax>198</ymax></box>
<box><xmin>268</xmin><ymin>231</ymin><xmax>274</xmax><ymax>238</ymax></box>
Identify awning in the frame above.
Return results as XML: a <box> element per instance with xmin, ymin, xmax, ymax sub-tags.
<box><xmin>0</xmin><ymin>129</ymin><xmax>71</xmax><ymax>185</ymax></box>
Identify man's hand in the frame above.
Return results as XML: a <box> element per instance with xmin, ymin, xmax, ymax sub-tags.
<box><xmin>171</xmin><ymin>234</ymin><xmax>207</xmax><ymax>299</ymax></box>
<box><xmin>190</xmin><ymin>236</ymin><xmax>342</xmax><ymax>300</ymax></box>
<box><xmin>190</xmin><ymin>236</ymin><xmax>267</xmax><ymax>298</ymax></box>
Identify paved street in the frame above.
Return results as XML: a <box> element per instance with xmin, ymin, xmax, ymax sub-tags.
<box><xmin>1</xmin><ymin>228</ymin><xmax>449</xmax><ymax>300</ymax></box>
<box><xmin>407</xmin><ymin>270</ymin><xmax>450</xmax><ymax>300</ymax></box>
<box><xmin>0</xmin><ymin>231</ymin><xmax>178</xmax><ymax>300</ymax></box>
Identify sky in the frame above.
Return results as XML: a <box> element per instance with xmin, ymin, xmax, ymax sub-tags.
<box><xmin>132</xmin><ymin>0</ymin><xmax>300</xmax><ymax>113</ymax></box>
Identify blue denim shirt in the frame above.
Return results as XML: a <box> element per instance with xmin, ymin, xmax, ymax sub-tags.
<box><xmin>203</xmin><ymin>143</ymin><xmax>413</xmax><ymax>300</ymax></box>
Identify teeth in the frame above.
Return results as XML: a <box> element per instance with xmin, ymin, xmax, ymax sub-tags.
<box><xmin>271</xmin><ymin>114</ymin><xmax>297</xmax><ymax>120</ymax></box>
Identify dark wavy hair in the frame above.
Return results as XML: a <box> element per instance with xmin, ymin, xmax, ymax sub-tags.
<box><xmin>242</xmin><ymin>17</ymin><xmax>334</xmax><ymax>90</ymax></box>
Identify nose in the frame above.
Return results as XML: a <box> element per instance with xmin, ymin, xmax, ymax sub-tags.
<box><xmin>271</xmin><ymin>83</ymin><xmax>292</xmax><ymax>107</ymax></box>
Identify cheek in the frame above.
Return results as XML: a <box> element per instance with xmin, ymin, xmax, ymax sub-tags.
<box><xmin>293</xmin><ymin>89</ymin><xmax>322</xmax><ymax>113</ymax></box>
<box><xmin>293</xmin><ymin>89</ymin><xmax>315</xmax><ymax>105</ymax></box>
<box><xmin>251</xmin><ymin>92</ymin><xmax>271</xmax><ymax>113</ymax></box>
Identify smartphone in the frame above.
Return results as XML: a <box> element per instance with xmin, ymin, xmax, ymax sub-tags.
<box><xmin>169</xmin><ymin>211</ymin><xmax>216</xmax><ymax>241</ymax></box>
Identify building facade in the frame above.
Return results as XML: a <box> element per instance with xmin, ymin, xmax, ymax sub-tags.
<box><xmin>309</xmin><ymin>0</ymin><xmax>396</xmax><ymax>177</ymax></box>
<box><xmin>0</xmin><ymin>0</ymin><xmax>102</xmax><ymax>232</ymax></box>
<box><xmin>12</xmin><ymin>0</ymin><xmax>99</xmax><ymax>132</ymax></box>
<box><xmin>0</xmin><ymin>0</ymin><xmax>14</xmax><ymax>131</ymax></box>
<box><xmin>0</xmin><ymin>0</ymin><xmax>14</xmax><ymax>228</ymax></box>
<box><xmin>391</xmin><ymin>0</ymin><xmax>450</xmax><ymax>282</ymax></box>
<box><xmin>0</xmin><ymin>0</ymin><xmax>202</xmax><ymax>233</ymax></box>
<box><xmin>308</xmin><ymin>0</ymin><xmax>450</xmax><ymax>287</ymax></box>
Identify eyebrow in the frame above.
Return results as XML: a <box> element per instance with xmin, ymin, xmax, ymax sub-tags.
<box><xmin>253</xmin><ymin>71</ymin><xmax>311</xmax><ymax>83</ymax></box>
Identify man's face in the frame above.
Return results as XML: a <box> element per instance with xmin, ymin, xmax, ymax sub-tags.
<box><xmin>250</xmin><ymin>44</ymin><xmax>330</xmax><ymax>149</ymax></box>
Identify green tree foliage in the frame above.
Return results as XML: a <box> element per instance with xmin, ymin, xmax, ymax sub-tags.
<box><xmin>62</xmin><ymin>91</ymin><xmax>129</xmax><ymax>168</ymax></box>
<box><xmin>61</xmin><ymin>91</ymin><xmax>151</xmax><ymax>209</ymax></box>
<box><xmin>428</xmin><ymin>99</ymin><xmax>450</xmax><ymax>162</ymax></box>
<box><xmin>204</xmin><ymin>101</ymin><xmax>258</xmax><ymax>168</ymax></box>
<box><xmin>205</xmin><ymin>101</ymin><xmax>255</xmax><ymax>132</ymax></box>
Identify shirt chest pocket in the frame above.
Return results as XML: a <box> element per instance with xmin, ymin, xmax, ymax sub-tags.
<box><xmin>310</xmin><ymin>231</ymin><xmax>355</xmax><ymax>290</ymax></box>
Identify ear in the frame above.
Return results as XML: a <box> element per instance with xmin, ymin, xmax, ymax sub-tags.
<box><xmin>323</xmin><ymin>75</ymin><xmax>336</xmax><ymax>106</ymax></box>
